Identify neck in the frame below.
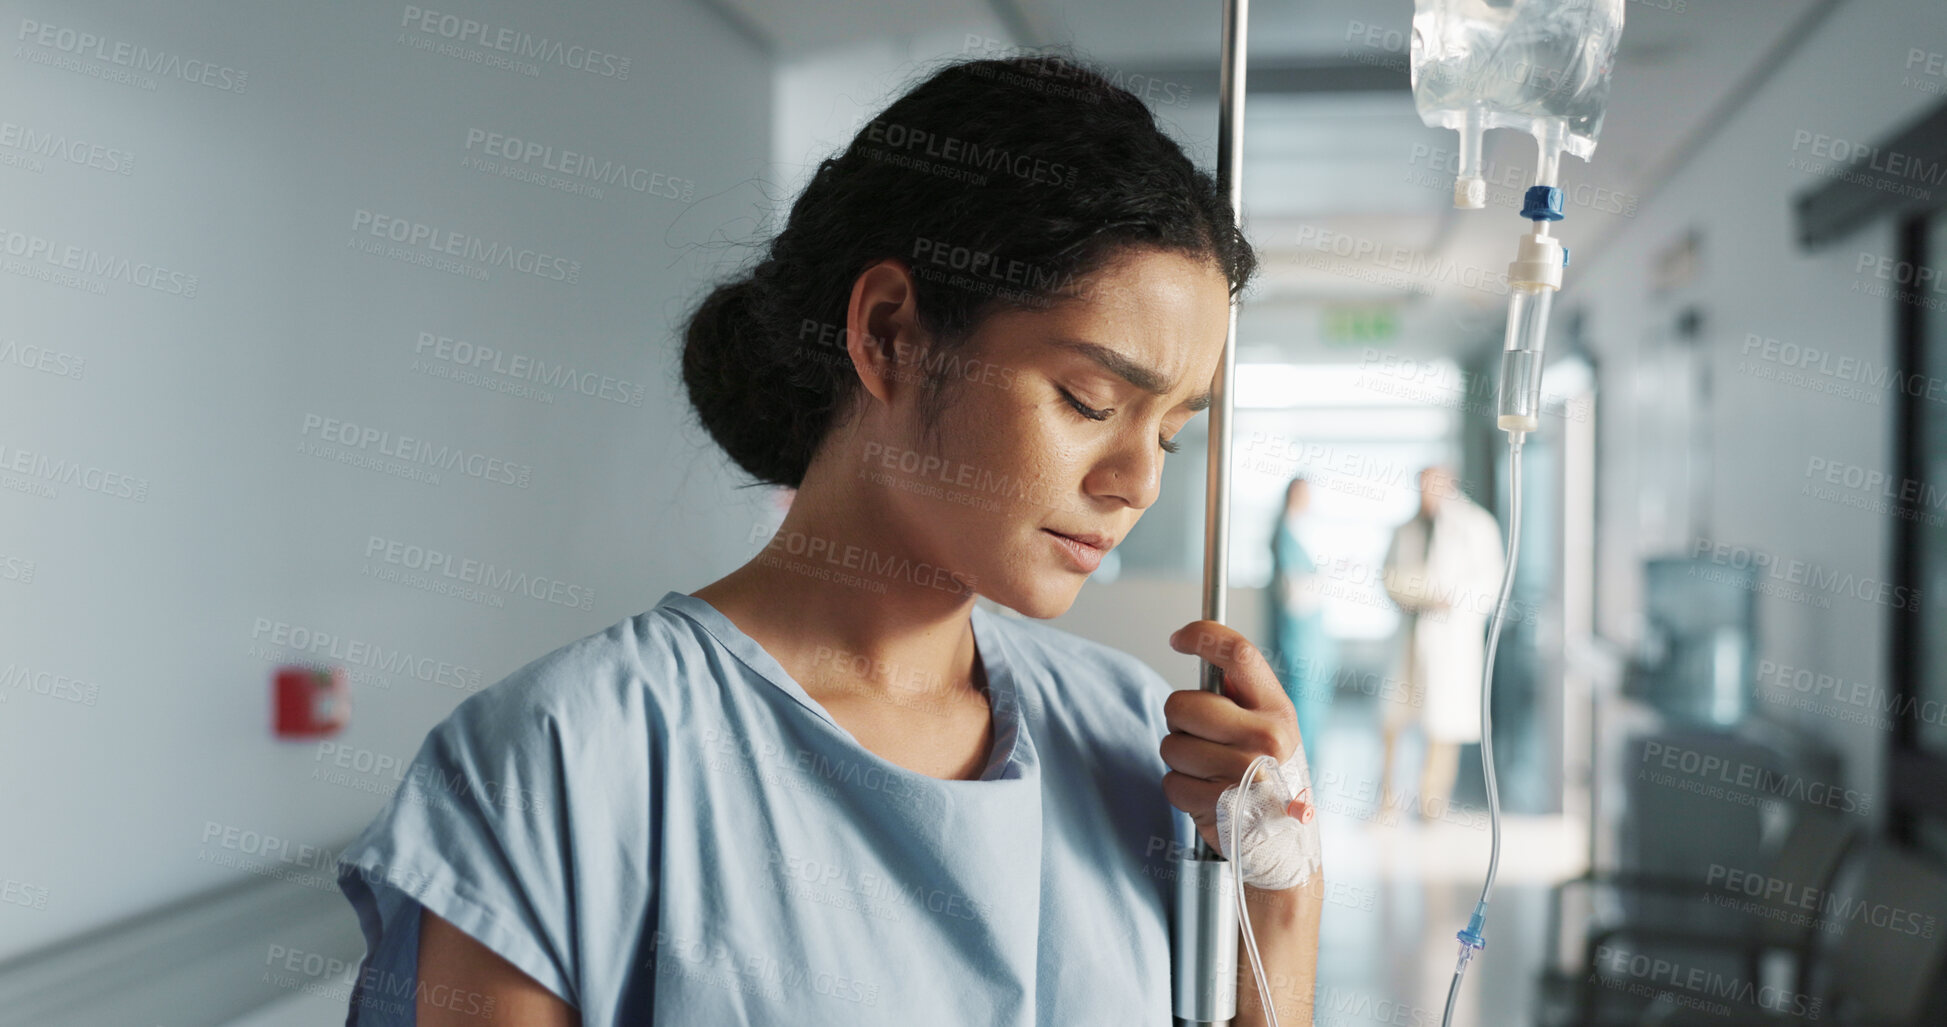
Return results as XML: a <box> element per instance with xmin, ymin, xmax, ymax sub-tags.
<box><xmin>695</xmin><ymin>471</ymin><xmax>982</xmax><ymax>709</ymax></box>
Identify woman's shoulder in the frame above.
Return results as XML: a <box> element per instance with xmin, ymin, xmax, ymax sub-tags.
<box><xmin>427</xmin><ymin>596</ymin><xmax>716</xmax><ymax>754</ymax></box>
<box><xmin>336</xmin><ymin>603</ymin><xmax>709</xmax><ymax>1021</ymax></box>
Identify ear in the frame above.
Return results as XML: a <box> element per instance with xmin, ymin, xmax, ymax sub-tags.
<box><xmin>844</xmin><ymin>259</ymin><xmax>923</xmax><ymax>407</ymax></box>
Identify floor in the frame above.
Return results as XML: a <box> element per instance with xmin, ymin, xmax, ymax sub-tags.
<box><xmin>1305</xmin><ymin>693</ymin><xmax>1586</xmax><ymax>1027</ymax></box>
<box><xmin>220</xmin><ymin>694</ymin><xmax>1586</xmax><ymax>1026</ymax></box>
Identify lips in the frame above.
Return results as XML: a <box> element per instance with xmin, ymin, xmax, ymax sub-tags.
<box><xmin>1045</xmin><ymin>529</ymin><xmax>1107</xmax><ymax>573</ymax></box>
<box><xmin>1046</xmin><ymin>530</ymin><xmax>1111</xmax><ymax>551</ymax></box>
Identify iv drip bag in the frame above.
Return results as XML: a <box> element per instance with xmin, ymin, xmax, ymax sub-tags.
<box><xmin>1409</xmin><ymin>0</ymin><xmax>1624</xmax><ymax>202</ymax></box>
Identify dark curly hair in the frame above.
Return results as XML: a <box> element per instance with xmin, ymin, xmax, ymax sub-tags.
<box><xmin>680</xmin><ymin>47</ymin><xmax>1258</xmax><ymax>490</ymax></box>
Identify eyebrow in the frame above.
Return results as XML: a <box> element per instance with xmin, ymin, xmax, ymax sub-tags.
<box><xmin>1050</xmin><ymin>338</ymin><xmax>1213</xmax><ymax>413</ymax></box>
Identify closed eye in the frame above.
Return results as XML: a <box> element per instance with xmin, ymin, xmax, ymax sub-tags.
<box><xmin>1059</xmin><ymin>386</ymin><xmax>1181</xmax><ymax>454</ymax></box>
<box><xmin>1059</xmin><ymin>386</ymin><xmax>1111</xmax><ymax>422</ymax></box>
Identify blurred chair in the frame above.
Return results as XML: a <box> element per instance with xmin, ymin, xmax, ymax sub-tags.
<box><xmin>1618</xmin><ymin>722</ymin><xmax>1843</xmax><ymax>887</ymax></box>
<box><xmin>1534</xmin><ymin>807</ymin><xmax>1858</xmax><ymax>1027</ymax></box>
<box><xmin>1637</xmin><ymin>841</ymin><xmax>1947</xmax><ymax>1027</ymax></box>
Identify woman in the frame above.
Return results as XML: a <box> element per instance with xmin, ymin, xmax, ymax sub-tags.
<box><xmin>336</xmin><ymin>50</ymin><xmax>1321</xmax><ymax>1027</ymax></box>
<box><xmin>1269</xmin><ymin>477</ymin><xmax>1338</xmax><ymax>770</ymax></box>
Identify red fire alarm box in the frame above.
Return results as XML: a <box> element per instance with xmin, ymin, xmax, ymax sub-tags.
<box><xmin>274</xmin><ymin>664</ymin><xmax>349</xmax><ymax>737</ymax></box>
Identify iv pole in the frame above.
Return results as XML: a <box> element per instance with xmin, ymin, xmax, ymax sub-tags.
<box><xmin>1172</xmin><ymin>0</ymin><xmax>1248</xmax><ymax>1023</ymax></box>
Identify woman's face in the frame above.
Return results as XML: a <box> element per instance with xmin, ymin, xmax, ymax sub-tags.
<box><xmin>854</xmin><ymin>246</ymin><xmax>1232</xmax><ymax>619</ymax></box>
<box><xmin>1285</xmin><ymin>480</ymin><xmax>1310</xmax><ymax>515</ymax></box>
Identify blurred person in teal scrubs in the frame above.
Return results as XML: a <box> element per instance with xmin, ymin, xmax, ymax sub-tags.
<box><xmin>1268</xmin><ymin>476</ymin><xmax>1337</xmax><ymax>768</ymax></box>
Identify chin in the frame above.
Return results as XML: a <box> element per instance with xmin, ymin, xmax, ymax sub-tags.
<box><xmin>980</xmin><ymin>573</ymin><xmax>1086</xmax><ymax>620</ymax></box>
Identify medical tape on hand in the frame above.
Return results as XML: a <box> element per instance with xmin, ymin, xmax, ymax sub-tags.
<box><xmin>1213</xmin><ymin>746</ymin><xmax>1321</xmax><ymax>891</ymax></box>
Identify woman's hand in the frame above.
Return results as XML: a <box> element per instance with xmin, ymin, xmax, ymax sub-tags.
<box><xmin>1160</xmin><ymin>620</ymin><xmax>1314</xmax><ymax>853</ymax></box>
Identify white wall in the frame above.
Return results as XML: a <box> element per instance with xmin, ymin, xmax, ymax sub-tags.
<box><xmin>0</xmin><ymin>0</ymin><xmax>773</xmax><ymax>960</ymax></box>
<box><xmin>1570</xmin><ymin>0</ymin><xmax>1945</xmax><ymax>815</ymax></box>
<box><xmin>770</xmin><ymin>26</ymin><xmax>1017</xmax><ymax>206</ymax></box>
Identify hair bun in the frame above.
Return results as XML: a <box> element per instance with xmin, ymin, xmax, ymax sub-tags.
<box><xmin>680</xmin><ymin>276</ymin><xmax>821</xmax><ymax>489</ymax></box>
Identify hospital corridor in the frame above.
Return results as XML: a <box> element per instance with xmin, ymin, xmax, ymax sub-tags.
<box><xmin>4</xmin><ymin>0</ymin><xmax>1947</xmax><ymax>1025</ymax></box>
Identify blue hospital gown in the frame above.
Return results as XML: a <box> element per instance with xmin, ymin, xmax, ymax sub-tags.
<box><xmin>335</xmin><ymin>590</ymin><xmax>1197</xmax><ymax>1025</ymax></box>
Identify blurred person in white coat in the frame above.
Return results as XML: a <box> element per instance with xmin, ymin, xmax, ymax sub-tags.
<box><xmin>1378</xmin><ymin>465</ymin><xmax>1506</xmax><ymax>820</ymax></box>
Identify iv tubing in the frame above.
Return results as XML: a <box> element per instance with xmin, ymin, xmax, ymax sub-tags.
<box><xmin>1437</xmin><ymin>433</ymin><xmax>1522</xmax><ymax>1027</ymax></box>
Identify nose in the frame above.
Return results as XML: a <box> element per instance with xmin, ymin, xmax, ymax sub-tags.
<box><xmin>1084</xmin><ymin>431</ymin><xmax>1166</xmax><ymax>510</ymax></box>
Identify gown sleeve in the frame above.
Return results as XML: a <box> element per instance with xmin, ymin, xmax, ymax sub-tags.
<box><xmin>335</xmin><ymin>673</ymin><xmax>582</xmax><ymax>1025</ymax></box>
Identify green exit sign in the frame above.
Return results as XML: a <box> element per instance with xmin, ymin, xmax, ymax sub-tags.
<box><xmin>1322</xmin><ymin>305</ymin><xmax>1399</xmax><ymax>346</ymax></box>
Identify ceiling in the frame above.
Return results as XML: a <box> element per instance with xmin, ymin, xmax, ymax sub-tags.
<box><xmin>708</xmin><ymin>0</ymin><xmax>1834</xmax><ymax>357</ymax></box>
